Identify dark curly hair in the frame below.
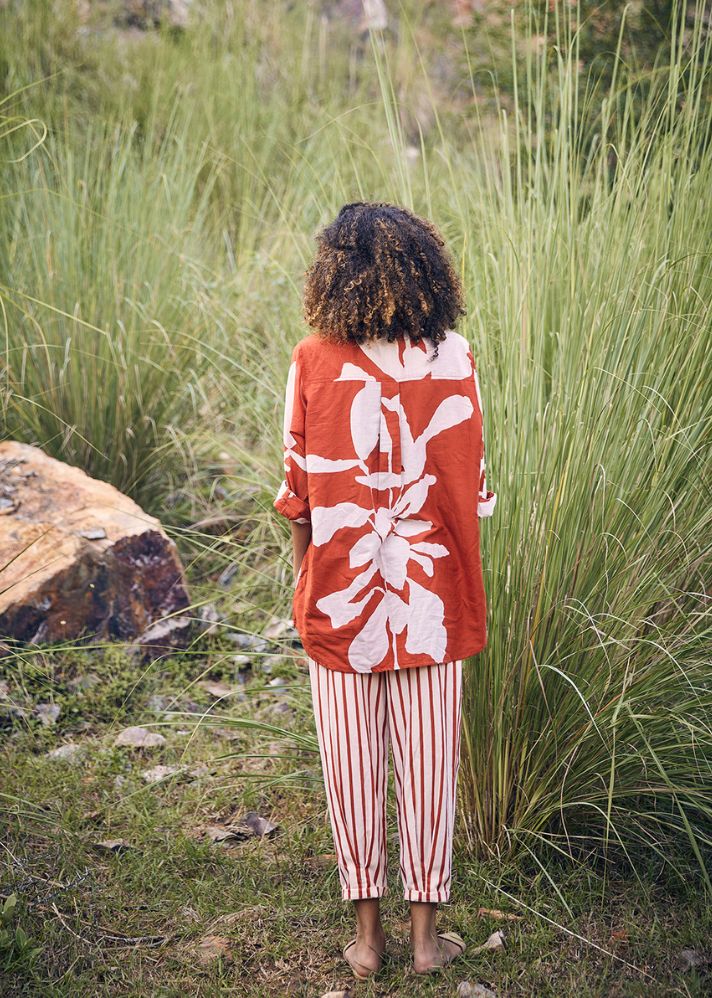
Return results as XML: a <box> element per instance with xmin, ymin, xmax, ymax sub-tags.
<box><xmin>302</xmin><ymin>201</ymin><xmax>466</xmax><ymax>358</ymax></box>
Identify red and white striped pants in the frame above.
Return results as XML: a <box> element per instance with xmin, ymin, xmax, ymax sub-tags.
<box><xmin>308</xmin><ymin>656</ymin><xmax>464</xmax><ymax>903</ymax></box>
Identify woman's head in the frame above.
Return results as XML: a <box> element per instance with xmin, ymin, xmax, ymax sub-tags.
<box><xmin>302</xmin><ymin>201</ymin><xmax>466</xmax><ymax>348</ymax></box>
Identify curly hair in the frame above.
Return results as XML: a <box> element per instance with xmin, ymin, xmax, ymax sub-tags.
<box><xmin>302</xmin><ymin>201</ymin><xmax>466</xmax><ymax>358</ymax></box>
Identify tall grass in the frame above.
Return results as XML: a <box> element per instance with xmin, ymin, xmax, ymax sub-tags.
<box><xmin>0</xmin><ymin>0</ymin><xmax>710</xmax><ymax>885</ymax></box>
<box><xmin>447</xmin><ymin>4</ymin><xmax>712</xmax><ymax>882</ymax></box>
<box><xmin>0</xmin><ymin>112</ymin><xmax>222</xmax><ymax>500</ymax></box>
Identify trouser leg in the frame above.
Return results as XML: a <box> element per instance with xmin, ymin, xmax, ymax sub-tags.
<box><xmin>387</xmin><ymin>660</ymin><xmax>464</xmax><ymax>904</ymax></box>
<box><xmin>307</xmin><ymin>657</ymin><xmax>389</xmax><ymax>900</ymax></box>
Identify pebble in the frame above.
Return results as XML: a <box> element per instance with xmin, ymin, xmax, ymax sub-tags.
<box><xmin>114</xmin><ymin>725</ymin><xmax>167</xmax><ymax>748</ymax></box>
<box><xmin>46</xmin><ymin>743</ymin><xmax>83</xmax><ymax>762</ymax></box>
<box><xmin>36</xmin><ymin>703</ymin><xmax>61</xmax><ymax>726</ymax></box>
<box><xmin>223</xmin><ymin>631</ymin><xmax>269</xmax><ymax>652</ymax></box>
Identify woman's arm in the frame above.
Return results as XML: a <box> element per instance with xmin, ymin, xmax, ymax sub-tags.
<box><xmin>273</xmin><ymin>343</ymin><xmax>313</xmax><ymax>581</ymax></box>
<box><xmin>291</xmin><ymin>520</ymin><xmax>312</xmax><ymax>583</ymax></box>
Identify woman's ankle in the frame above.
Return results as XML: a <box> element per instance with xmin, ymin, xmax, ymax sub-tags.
<box><xmin>409</xmin><ymin>900</ymin><xmax>438</xmax><ymax>946</ymax></box>
<box><xmin>353</xmin><ymin>898</ymin><xmax>385</xmax><ymax>945</ymax></box>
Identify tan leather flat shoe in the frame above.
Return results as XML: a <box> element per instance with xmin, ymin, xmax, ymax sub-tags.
<box><xmin>414</xmin><ymin>930</ymin><xmax>467</xmax><ymax>975</ymax></box>
<box><xmin>342</xmin><ymin>937</ymin><xmax>384</xmax><ymax>979</ymax></box>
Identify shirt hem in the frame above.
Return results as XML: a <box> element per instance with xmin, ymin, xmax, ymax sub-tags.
<box><xmin>298</xmin><ymin>634</ymin><xmax>487</xmax><ymax>674</ymax></box>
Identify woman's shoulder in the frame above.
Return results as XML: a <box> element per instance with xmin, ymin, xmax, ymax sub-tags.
<box><xmin>291</xmin><ymin>332</ymin><xmax>361</xmax><ymax>377</ymax></box>
<box><xmin>291</xmin><ymin>329</ymin><xmax>475</xmax><ymax>383</ymax></box>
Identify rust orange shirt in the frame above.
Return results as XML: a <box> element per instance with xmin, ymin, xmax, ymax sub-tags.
<box><xmin>274</xmin><ymin>330</ymin><xmax>497</xmax><ymax>673</ymax></box>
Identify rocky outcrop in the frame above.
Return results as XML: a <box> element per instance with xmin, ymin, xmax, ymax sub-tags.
<box><xmin>121</xmin><ymin>0</ymin><xmax>191</xmax><ymax>30</ymax></box>
<box><xmin>0</xmin><ymin>442</ymin><xmax>190</xmax><ymax>647</ymax></box>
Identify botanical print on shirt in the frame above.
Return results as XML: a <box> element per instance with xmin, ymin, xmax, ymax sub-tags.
<box><xmin>274</xmin><ymin>330</ymin><xmax>496</xmax><ymax>674</ymax></box>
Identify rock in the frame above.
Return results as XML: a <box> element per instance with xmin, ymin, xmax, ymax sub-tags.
<box><xmin>66</xmin><ymin>673</ymin><xmax>100</xmax><ymax>693</ymax></box>
<box><xmin>36</xmin><ymin>703</ymin><xmax>61</xmax><ymax>726</ymax></box>
<box><xmin>263</xmin><ymin>617</ymin><xmax>302</xmax><ymax>649</ymax></box>
<box><xmin>77</xmin><ymin>528</ymin><xmax>106</xmax><ymax>540</ymax></box>
<box><xmin>260</xmin><ymin>654</ymin><xmax>286</xmax><ymax>675</ymax></box>
<box><xmin>122</xmin><ymin>0</ymin><xmax>191</xmax><ymax>30</ymax></box>
<box><xmin>93</xmin><ymin>838</ymin><xmax>135</xmax><ymax>853</ymax></box>
<box><xmin>457</xmin><ymin>984</ymin><xmax>497</xmax><ymax>998</ymax></box>
<box><xmin>223</xmin><ymin>630</ymin><xmax>268</xmax><ymax>652</ymax></box>
<box><xmin>677</xmin><ymin>948</ymin><xmax>711</xmax><ymax>972</ymax></box>
<box><xmin>327</xmin><ymin>0</ymin><xmax>387</xmax><ymax>32</ymax></box>
<box><xmin>216</xmin><ymin>562</ymin><xmax>238</xmax><ymax>588</ymax></box>
<box><xmin>189</xmin><ymin>514</ymin><xmax>242</xmax><ymax>535</ymax></box>
<box><xmin>239</xmin><ymin>810</ymin><xmax>279</xmax><ymax>838</ymax></box>
<box><xmin>46</xmin><ymin>743</ymin><xmax>84</xmax><ymax>762</ymax></box>
<box><xmin>202</xmin><ymin>810</ymin><xmax>279</xmax><ymax>846</ymax></box>
<box><xmin>142</xmin><ymin>764</ymin><xmax>180</xmax><ymax>783</ymax></box>
<box><xmin>114</xmin><ymin>725</ymin><xmax>166</xmax><ymax>748</ymax></box>
<box><xmin>263</xmin><ymin>617</ymin><xmax>298</xmax><ymax>641</ymax></box>
<box><xmin>198</xmin><ymin>680</ymin><xmax>237</xmax><ymax>699</ymax></box>
<box><xmin>195</xmin><ymin>602</ymin><xmax>221</xmax><ymax>635</ymax></box>
<box><xmin>0</xmin><ymin>442</ymin><xmax>190</xmax><ymax>647</ymax></box>
<box><xmin>194</xmin><ymin>934</ymin><xmax>233</xmax><ymax>966</ymax></box>
<box><xmin>130</xmin><ymin>615</ymin><xmax>193</xmax><ymax>662</ymax></box>
<box><xmin>147</xmin><ymin>694</ymin><xmax>174</xmax><ymax>713</ymax></box>
<box><xmin>477</xmin><ymin>930</ymin><xmax>506</xmax><ymax>952</ymax></box>
<box><xmin>361</xmin><ymin>0</ymin><xmax>388</xmax><ymax>31</ymax></box>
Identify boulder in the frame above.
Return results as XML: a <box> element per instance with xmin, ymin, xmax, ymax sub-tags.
<box><xmin>121</xmin><ymin>0</ymin><xmax>191</xmax><ymax>30</ymax></box>
<box><xmin>0</xmin><ymin>442</ymin><xmax>190</xmax><ymax>647</ymax></box>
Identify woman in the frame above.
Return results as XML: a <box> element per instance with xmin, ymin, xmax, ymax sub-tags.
<box><xmin>273</xmin><ymin>201</ymin><xmax>497</xmax><ymax>978</ymax></box>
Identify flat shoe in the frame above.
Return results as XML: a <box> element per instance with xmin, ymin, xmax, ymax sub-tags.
<box><xmin>342</xmin><ymin>937</ymin><xmax>384</xmax><ymax>979</ymax></box>
<box><xmin>414</xmin><ymin>930</ymin><xmax>466</xmax><ymax>975</ymax></box>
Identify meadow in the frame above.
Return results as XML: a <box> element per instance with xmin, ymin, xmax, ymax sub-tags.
<box><xmin>1</xmin><ymin>1</ymin><xmax>711</xmax><ymax>994</ymax></box>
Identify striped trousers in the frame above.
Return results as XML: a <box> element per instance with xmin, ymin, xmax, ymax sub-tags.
<box><xmin>307</xmin><ymin>656</ymin><xmax>464</xmax><ymax>903</ymax></box>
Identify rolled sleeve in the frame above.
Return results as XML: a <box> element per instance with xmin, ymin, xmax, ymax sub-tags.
<box><xmin>274</xmin><ymin>480</ymin><xmax>310</xmax><ymax>524</ymax></box>
<box><xmin>478</xmin><ymin>485</ymin><xmax>497</xmax><ymax>518</ymax></box>
<box><xmin>273</xmin><ymin>344</ymin><xmax>311</xmax><ymax>524</ymax></box>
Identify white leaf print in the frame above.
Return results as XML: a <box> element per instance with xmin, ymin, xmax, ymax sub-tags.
<box><xmin>404</xmin><ymin>581</ymin><xmax>447</xmax><ymax>661</ymax></box>
<box><xmin>282</xmin><ymin>360</ymin><xmax>297</xmax><ymax>447</ymax></box>
<box><xmin>393</xmin><ymin>518</ymin><xmax>430</xmax><ymax>538</ymax></box>
<box><xmin>358</xmin><ymin>331</ymin><xmax>472</xmax><ymax>381</ymax></box>
<box><xmin>378</xmin><ymin>410</ymin><xmax>392</xmax><ymax>463</ymax></box>
<box><xmin>358</xmin><ymin>336</ymin><xmax>430</xmax><ymax>380</ymax></box>
<box><xmin>410</xmin><ymin>541</ymin><xmax>449</xmax><ymax>559</ymax></box>
<box><xmin>400</xmin><ymin>395</ymin><xmax>473</xmax><ymax>483</ymax></box>
<box><xmin>351</xmin><ymin>382</ymin><xmax>381</xmax><ymax>460</ymax></box>
<box><xmin>316</xmin><ymin>563</ymin><xmax>379</xmax><ymax>628</ymax></box>
<box><xmin>336</xmin><ymin>362</ymin><xmax>375</xmax><ymax>381</ymax></box>
<box><xmin>311</xmin><ymin>502</ymin><xmax>373</xmax><ymax>546</ymax></box>
<box><xmin>393</xmin><ymin>475</ymin><xmax>436</xmax><ymax>518</ymax></box>
<box><xmin>307</xmin><ymin>455</ymin><xmax>362</xmax><ymax>473</ymax></box>
<box><xmin>409</xmin><ymin>541</ymin><xmax>448</xmax><ymax>577</ymax></box>
<box><xmin>419</xmin><ymin>395</ymin><xmax>474</xmax><ymax>445</ymax></box>
<box><xmin>378</xmin><ymin>534</ymin><xmax>411</xmax><ymax>590</ymax></box>
<box><xmin>288</xmin><ymin>449</ymin><xmax>307</xmax><ymax>471</ymax></box>
<box><xmin>384</xmin><ymin>591</ymin><xmax>409</xmax><ymax>637</ymax></box>
<box><xmin>349</xmin><ymin>531</ymin><xmax>381</xmax><ymax>568</ymax></box>
<box><xmin>409</xmin><ymin>551</ymin><xmax>436</xmax><ymax>576</ymax></box>
<box><xmin>347</xmin><ymin>593</ymin><xmax>392</xmax><ymax>671</ymax></box>
<box><xmin>473</xmin><ymin>366</ymin><xmax>484</xmax><ymax>413</ymax></box>
<box><xmin>354</xmin><ymin>471</ymin><xmax>402</xmax><ymax>489</ymax></box>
